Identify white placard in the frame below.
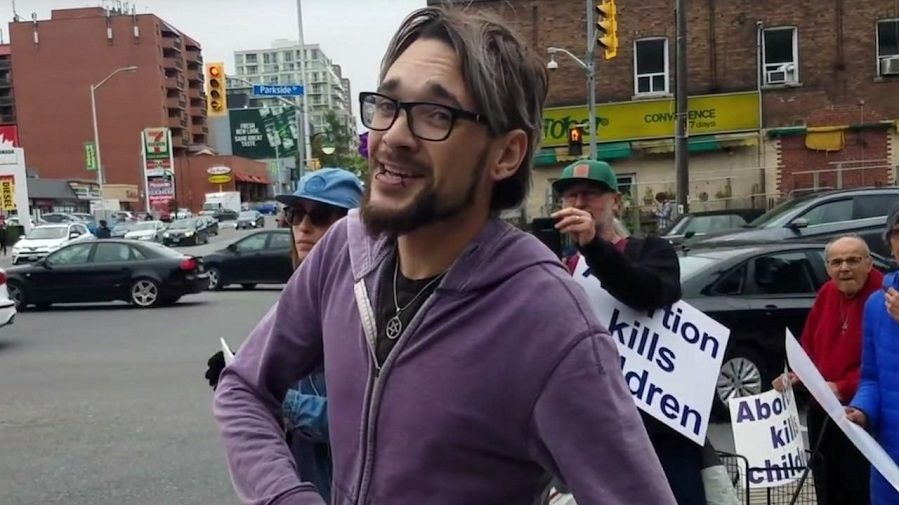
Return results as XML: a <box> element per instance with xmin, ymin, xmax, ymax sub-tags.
<box><xmin>729</xmin><ymin>387</ymin><xmax>806</xmax><ymax>488</ymax></box>
<box><xmin>574</xmin><ymin>256</ymin><xmax>730</xmax><ymax>444</ymax></box>
<box><xmin>785</xmin><ymin>330</ymin><xmax>899</xmax><ymax>492</ymax></box>
<box><xmin>220</xmin><ymin>338</ymin><xmax>235</xmax><ymax>366</ymax></box>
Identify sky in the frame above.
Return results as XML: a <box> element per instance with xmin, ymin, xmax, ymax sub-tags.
<box><xmin>4</xmin><ymin>0</ymin><xmax>427</xmax><ymax>126</ymax></box>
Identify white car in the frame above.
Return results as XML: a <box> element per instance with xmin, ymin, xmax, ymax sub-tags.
<box><xmin>0</xmin><ymin>268</ymin><xmax>15</xmax><ymax>328</ymax></box>
<box><xmin>124</xmin><ymin>220</ymin><xmax>167</xmax><ymax>242</ymax></box>
<box><xmin>175</xmin><ymin>208</ymin><xmax>193</xmax><ymax>219</ymax></box>
<box><xmin>10</xmin><ymin>223</ymin><xmax>95</xmax><ymax>265</ymax></box>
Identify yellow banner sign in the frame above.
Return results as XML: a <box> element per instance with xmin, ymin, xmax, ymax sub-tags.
<box><xmin>542</xmin><ymin>91</ymin><xmax>760</xmax><ymax>147</ymax></box>
<box><xmin>0</xmin><ymin>175</ymin><xmax>15</xmax><ymax>211</ymax></box>
<box><xmin>208</xmin><ymin>174</ymin><xmax>233</xmax><ymax>184</ymax></box>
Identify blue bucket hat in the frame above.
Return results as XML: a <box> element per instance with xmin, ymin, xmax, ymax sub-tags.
<box><xmin>275</xmin><ymin>168</ymin><xmax>363</xmax><ymax>210</ymax></box>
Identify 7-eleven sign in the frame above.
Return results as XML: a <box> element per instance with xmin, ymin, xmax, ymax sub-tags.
<box><xmin>143</xmin><ymin>127</ymin><xmax>171</xmax><ymax>160</ymax></box>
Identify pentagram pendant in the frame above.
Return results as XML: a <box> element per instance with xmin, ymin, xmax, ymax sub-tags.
<box><xmin>386</xmin><ymin>315</ymin><xmax>403</xmax><ymax>340</ymax></box>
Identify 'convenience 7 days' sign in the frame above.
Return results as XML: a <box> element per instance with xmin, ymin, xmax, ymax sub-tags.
<box><xmin>542</xmin><ymin>91</ymin><xmax>760</xmax><ymax>146</ymax></box>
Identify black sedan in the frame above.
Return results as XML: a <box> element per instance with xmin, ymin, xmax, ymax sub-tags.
<box><xmin>204</xmin><ymin>230</ymin><xmax>293</xmax><ymax>290</ymax></box>
<box><xmin>162</xmin><ymin>219</ymin><xmax>209</xmax><ymax>246</ymax></box>
<box><xmin>236</xmin><ymin>210</ymin><xmax>265</xmax><ymax>230</ymax></box>
<box><xmin>5</xmin><ymin>240</ymin><xmax>208</xmax><ymax>310</ymax></box>
<box><xmin>679</xmin><ymin>242</ymin><xmax>893</xmax><ymax>415</ymax></box>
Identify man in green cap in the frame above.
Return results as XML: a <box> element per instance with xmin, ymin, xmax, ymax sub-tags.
<box><xmin>552</xmin><ymin>159</ymin><xmax>707</xmax><ymax>504</ymax></box>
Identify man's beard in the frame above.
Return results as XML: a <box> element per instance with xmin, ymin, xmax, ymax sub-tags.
<box><xmin>361</xmin><ymin>148</ymin><xmax>488</xmax><ymax>236</ymax></box>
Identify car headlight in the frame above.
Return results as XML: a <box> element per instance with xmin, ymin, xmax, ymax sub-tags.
<box><xmin>163</xmin><ymin>232</ymin><xmax>170</xmax><ymax>238</ymax></box>
<box><xmin>185</xmin><ymin>231</ymin><xmax>194</xmax><ymax>236</ymax></box>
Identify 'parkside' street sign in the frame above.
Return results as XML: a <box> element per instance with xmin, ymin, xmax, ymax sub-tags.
<box><xmin>252</xmin><ymin>84</ymin><xmax>304</xmax><ymax>97</ymax></box>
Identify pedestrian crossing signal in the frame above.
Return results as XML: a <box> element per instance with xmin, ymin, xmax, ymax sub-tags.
<box><xmin>568</xmin><ymin>126</ymin><xmax>584</xmax><ymax>156</ymax></box>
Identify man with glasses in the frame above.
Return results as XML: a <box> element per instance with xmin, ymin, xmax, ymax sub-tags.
<box><xmin>774</xmin><ymin>235</ymin><xmax>882</xmax><ymax>505</ymax></box>
<box><xmin>552</xmin><ymin>160</ymin><xmax>709</xmax><ymax>503</ymax></box>
<box><xmin>214</xmin><ymin>6</ymin><xmax>675</xmax><ymax>505</ymax></box>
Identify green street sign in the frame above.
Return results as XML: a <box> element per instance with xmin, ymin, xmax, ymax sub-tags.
<box><xmin>84</xmin><ymin>142</ymin><xmax>98</xmax><ymax>171</ymax></box>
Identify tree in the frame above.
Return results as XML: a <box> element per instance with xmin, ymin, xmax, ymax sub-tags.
<box><xmin>310</xmin><ymin>111</ymin><xmax>370</xmax><ymax>182</ymax></box>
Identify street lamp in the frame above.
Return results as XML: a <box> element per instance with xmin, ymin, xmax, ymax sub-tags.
<box><xmin>547</xmin><ymin>46</ymin><xmax>597</xmax><ymax>160</ymax></box>
<box><xmin>91</xmin><ymin>65</ymin><xmax>138</xmax><ymax>211</ymax></box>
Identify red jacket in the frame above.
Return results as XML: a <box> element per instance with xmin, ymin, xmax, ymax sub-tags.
<box><xmin>801</xmin><ymin>269</ymin><xmax>884</xmax><ymax>401</ymax></box>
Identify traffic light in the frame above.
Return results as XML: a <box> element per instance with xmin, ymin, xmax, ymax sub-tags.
<box><xmin>568</xmin><ymin>126</ymin><xmax>584</xmax><ymax>156</ymax></box>
<box><xmin>205</xmin><ymin>62</ymin><xmax>227</xmax><ymax>117</ymax></box>
<box><xmin>596</xmin><ymin>0</ymin><xmax>618</xmax><ymax>60</ymax></box>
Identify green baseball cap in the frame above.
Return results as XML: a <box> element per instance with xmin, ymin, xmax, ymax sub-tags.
<box><xmin>552</xmin><ymin>160</ymin><xmax>619</xmax><ymax>195</ymax></box>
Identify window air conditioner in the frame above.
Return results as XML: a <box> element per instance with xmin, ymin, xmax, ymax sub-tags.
<box><xmin>880</xmin><ymin>56</ymin><xmax>899</xmax><ymax>76</ymax></box>
<box><xmin>766</xmin><ymin>63</ymin><xmax>795</xmax><ymax>85</ymax></box>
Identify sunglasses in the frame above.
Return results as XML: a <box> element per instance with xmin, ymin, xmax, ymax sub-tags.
<box><xmin>283</xmin><ymin>204</ymin><xmax>346</xmax><ymax>227</ymax></box>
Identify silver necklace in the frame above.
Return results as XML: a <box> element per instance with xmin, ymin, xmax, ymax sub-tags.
<box><xmin>386</xmin><ymin>259</ymin><xmax>446</xmax><ymax>340</ymax></box>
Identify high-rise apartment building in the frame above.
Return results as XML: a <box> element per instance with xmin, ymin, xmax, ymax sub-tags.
<box><xmin>230</xmin><ymin>40</ymin><xmax>356</xmax><ymax>141</ymax></box>
<box><xmin>8</xmin><ymin>7</ymin><xmax>208</xmax><ymax>209</ymax></box>
<box><xmin>0</xmin><ymin>44</ymin><xmax>15</xmax><ymax>126</ymax></box>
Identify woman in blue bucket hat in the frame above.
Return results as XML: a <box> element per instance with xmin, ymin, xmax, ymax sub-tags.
<box><xmin>206</xmin><ymin>167</ymin><xmax>363</xmax><ymax>502</ymax></box>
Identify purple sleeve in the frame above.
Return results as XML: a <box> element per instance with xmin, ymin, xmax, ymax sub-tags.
<box><xmin>528</xmin><ymin>332</ymin><xmax>677</xmax><ymax>505</ymax></box>
<box><xmin>213</xmin><ymin>238</ymin><xmax>330</xmax><ymax>505</ymax></box>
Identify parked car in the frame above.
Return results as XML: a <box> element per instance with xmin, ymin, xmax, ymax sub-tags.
<box><xmin>10</xmin><ymin>223</ymin><xmax>95</xmax><ymax>265</ymax></box>
<box><xmin>7</xmin><ymin>216</ymin><xmax>45</xmax><ymax>228</ymax></box>
<box><xmin>678</xmin><ymin>242</ymin><xmax>893</xmax><ymax>417</ymax></box>
<box><xmin>6</xmin><ymin>240</ymin><xmax>208</xmax><ymax>310</ymax></box>
<box><xmin>199</xmin><ymin>215</ymin><xmax>219</xmax><ymax>236</ymax></box>
<box><xmin>204</xmin><ymin>230</ymin><xmax>294</xmax><ymax>290</ymax></box>
<box><xmin>161</xmin><ymin>219</ymin><xmax>209</xmax><ymax>246</ymax></box>
<box><xmin>175</xmin><ymin>208</ymin><xmax>193</xmax><ymax>220</ymax></box>
<box><xmin>213</xmin><ymin>208</ymin><xmax>239</xmax><ymax>222</ymax></box>
<box><xmin>0</xmin><ymin>268</ymin><xmax>16</xmax><ymax>329</ymax></box>
<box><xmin>687</xmin><ymin>187</ymin><xmax>899</xmax><ymax>258</ymax></box>
<box><xmin>236</xmin><ymin>210</ymin><xmax>265</xmax><ymax>230</ymax></box>
<box><xmin>124</xmin><ymin>220</ymin><xmax>167</xmax><ymax>242</ymax></box>
<box><xmin>70</xmin><ymin>213</ymin><xmax>99</xmax><ymax>234</ymax></box>
<box><xmin>663</xmin><ymin>208</ymin><xmax>765</xmax><ymax>245</ymax></box>
<box><xmin>255</xmin><ymin>201</ymin><xmax>279</xmax><ymax>215</ymax></box>
<box><xmin>110</xmin><ymin>221</ymin><xmax>135</xmax><ymax>238</ymax></box>
<box><xmin>40</xmin><ymin>213</ymin><xmax>77</xmax><ymax>224</ymax></box>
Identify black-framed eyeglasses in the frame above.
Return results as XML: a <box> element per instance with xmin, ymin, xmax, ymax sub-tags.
<box><xmin>359</xmin><ymin>92</ymin><xmax>489</xmax><ymax>142</ymax></box>
<box><xmin>283</xmin><ymin>204</ymin><xmax>346</xmax><ymax>227</ymax></box>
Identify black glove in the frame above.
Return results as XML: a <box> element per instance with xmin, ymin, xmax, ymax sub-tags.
<box><xmin>205</xmin><ymin>351</ymin><xmax>227</xmax><ymax>390</ymax></box>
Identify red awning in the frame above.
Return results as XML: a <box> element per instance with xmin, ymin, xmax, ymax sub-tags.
<box><xmin>233</xmin><ymin>172</ymin><xmax>271</xmax><ymax>184</ymax></box>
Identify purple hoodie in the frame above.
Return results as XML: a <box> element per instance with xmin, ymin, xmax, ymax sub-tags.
<box><xmin>214</xmin><ymin>210</ymin><xmax>675</xmax><ymax>505</ymax></box>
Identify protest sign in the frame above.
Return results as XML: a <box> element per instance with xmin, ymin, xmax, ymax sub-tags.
<box><xmin>573</xmin><ymin>256</ymin><xmax>730</xmax><ymax>444</ymax></box>
<box><xmin>730</xmin><ymin>387</ymin><xmax>806</xmax><ymax>488</ymax></box>
<box><xmin>785</xmin><ymin>330</ymin><xmax>899</xmax><ymax>492</ymax></box>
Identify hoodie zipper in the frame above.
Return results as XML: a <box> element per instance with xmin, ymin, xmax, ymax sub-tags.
<box><xmin>352</xmin><ymin>278</ymin><xmax>443</xmax><ymax>504</ymax></box>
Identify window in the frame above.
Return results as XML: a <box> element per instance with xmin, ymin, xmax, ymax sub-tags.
<box><xmin>246</xmin><ymin>65</ymin><xmax>258</xmax><ymax>75</ymax></box>
<box><xmin>854</xmin><ymin>194</ymin><xmax>897</xmax><ymax>219</ymax></box>
<box><xmin>245</xmin><ymin>54</ymin><xmax>257</xmax><ymax>63</ymax></box>
<box><xmin>282</xmin><ymin>51</ymin><xmax>294</xmax><ymax>62</ymax></box>
<box><xmin>634</xmin><ymin>38</ymin><xmax>668</xmax><ymax>95</ymax></box>
<box><xmin>93</xmin><ymin>243</ymin><xmax>134</xmax><ymax>263</ymax></box>
<box><xmin>236</xmin><ymin>233</ymin><xmax>268</xmax><ymax>252</ymax></box>
<box><xmin>263</xmin><ymin>53</ymin><xmax>273</xmax><ymax>64</ymax></box>
<box><xmin>750</xmin><ymin>252</ymin><xmax>816</xmax><ymax>295</ymax></box>
<box><xmin>71</xmin><ymin>224</ymin><xmax>88</xmax><ymax>236</ymax></box>
<box><xmin>709</xmin><ymin>263</ymin><xmax>747</xmax><ymax>296</ymax></box>
<box><xmin>798</xmin><ymin>199</ymin><xmax>853</xmax><ymax>226</ymax></box>
<box><xmin>268</xmin><ymin>233</ymin><xmax>293</xmax><ymax>250</ymax></box>
<box><xmin>235</xmin><ymin>54</ymin><xmax>244</xmax><ymax>64</ymax></box>
<box><xmin>877</xmin><ymin>20</ymin><xmax>899</xmax><ymax>75</ymax></box>
<box><xmin>762</xmin><ymin>27</ymin><xmax>798</xmax><ymax>85</ymax></box>
<box><xmin>47</xmin><ymin>244</ymin><xmax>92</xmax><ymax>266</ymax></box>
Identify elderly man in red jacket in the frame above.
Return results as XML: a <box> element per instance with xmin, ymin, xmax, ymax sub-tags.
<box><xmin>775</xmin><ymin>234</ymin><xmax>882</xmax><ymax>505</ymax></box>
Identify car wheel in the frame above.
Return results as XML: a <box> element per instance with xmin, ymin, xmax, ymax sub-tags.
<box><xmin>207</xmin><ymin>267</ymin><xmax>224</xmax><ymax>291</ymax></box>
<box><xmin>714</xmin><ymin>348</ymin><xmax>767</xmax><ymax>418</ymax></box>
<box><xmin>7</xmin><ymin>281</ymin><xmax>26</xmax><ymax>311</ymax></box>
<box><xmin>130</xmin><ymin>278</ymin><xmax>161</xmax><ymax>308</ymax></box>
<box><xmin>241</xmin><ymin>283</ymin><xmax>257</xmax><ymax>290</ymax></box>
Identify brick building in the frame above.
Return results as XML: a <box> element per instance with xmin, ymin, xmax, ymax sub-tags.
<box><xmin>0</xmin><ymin>44</ymin><xmax>14</xmax><ymax>126</ymax></box>
<box><xmin>433</xmin><ymin>0</ymin><xmax>899</xmax><ymax>221</ymax></box>
<box><xmin>6</xmin><ymin>7</ymin><xmax>263</xmax><ymax>212</ymax></box>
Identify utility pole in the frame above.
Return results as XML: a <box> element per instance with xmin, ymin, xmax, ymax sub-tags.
<box><xmin>674</xmin><ymin>0</ymin><xmax>689</xmax><ymax>214</ymax></box>
<box><xmin>296</xmin><ymin>0</ymin><xmax>312</xmax><ymax>185</ymax></box>
<box><xmin>585</xmin><ymin>0</ymin><xmax>597</xmax><ymax>160</ymax></box>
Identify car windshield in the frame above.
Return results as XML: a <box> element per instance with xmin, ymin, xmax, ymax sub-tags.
<box><xmin>112</xmin><ymin>222</ymin><xmax>133</xmax><ymax>231</ymax></box>
<box><xmin>678</xmin><ymin>255</ymin><xmax>720</xmax><ymax>281</ymax></box>
<box><xmin>42</xmin><ymin>214</ymin><xmax>70</xmax><ymax>223</ymax></box>
<box><xmin>169</xmin><ymin>219</ymin><xmax>195</xmax><ymax>230</ymax></box>
<box><xmin>747</xmin><ymin>197</ymin><xmax>813</xmax><ymax>228</ymax></box>
<box><xmin>669</xmin><ymin>215</ymin><xmax>744</xmax><ymax>235</ymax></box>
<box><xmin>239</xmin><ymin>211</ymin><xmax>256</xmax><ymax>219</ymax></box>
<box><xmin>133</xmin><ymin>222</ymin><xmax>159</xmax><ymax>231</ymax></box>
<box><xmin>72</xmin><ymin>214</ymin><xmax>96</xmax><ymax>223</ymax></box>
<box><xmin>26</xmin><ymin>227</ymin><xmax>68</xmax><ymax>239</ymax></box>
